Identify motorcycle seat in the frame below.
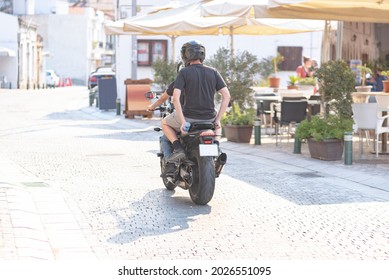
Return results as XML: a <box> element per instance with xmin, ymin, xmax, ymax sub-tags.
<box><xmin>189</xmin><ymin>122</ymin><xmax>214</xmax><ymax>132</ymax></box>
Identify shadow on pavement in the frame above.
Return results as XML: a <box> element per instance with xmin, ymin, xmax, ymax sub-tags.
<box><xmin>106</xmin><ymin>188</ymin><xmax>211</xmax><ymax>244</ymax></box>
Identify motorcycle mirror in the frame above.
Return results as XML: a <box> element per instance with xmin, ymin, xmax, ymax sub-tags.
<box><xmin>145</xmin><ymin>91</ymin><xmax>156</xmax><ymax>99</ymax></box>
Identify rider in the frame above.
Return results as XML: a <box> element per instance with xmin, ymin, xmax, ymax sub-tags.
<box><xmin>162</xmin><ymin>40</ymin><xmax>231</xmax><ymax>162</ymax></box>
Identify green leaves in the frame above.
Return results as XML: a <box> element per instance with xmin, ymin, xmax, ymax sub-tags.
<box><xmin>207</xmin><ymin>47</ymin><xmax>260</xmax><ymax>109</ymax></box>
<box><xmin>296</xmin><ymin>115</ymin><xmax>353</xmax><ymax>141</ymax></box>
<box><xmin>222</xmin><ymin>102</ymin><xmax>255</xmax><ymax>126</ymax></box>
<box><xmin>151</xmin><ymin>58</ymin><xmax>177</xmax><ymax>90</ymax></box>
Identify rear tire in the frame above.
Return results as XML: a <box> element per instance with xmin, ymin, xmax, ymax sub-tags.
<box><xmin>188</xmin><ymin>149</ymin><xmax>215</xmax><ymax>205</ymax></box>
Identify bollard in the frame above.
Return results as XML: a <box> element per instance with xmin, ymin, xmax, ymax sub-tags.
<box><xmin>254</xmin><ymin>118</ymin><xmax>261</xmax><ymax>145</ymax></box>
<box><xmin>293</xmin><ymin>124</ymin><xmax>301</xmax><ymax>154</ymax></box>
<box><xmin>116</xmin><ymin>98</ymin><xmax>121</xmax><ymax>115</ymax></box>
<box><xmin>344</xmin><ymin>131</ymin><xmax>353</xmax><ymax>165</ymax></box>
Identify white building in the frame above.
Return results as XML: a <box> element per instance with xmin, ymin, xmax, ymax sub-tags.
<box><xmin>29</xmin><ymin>7</ymin><xmax>106</xmax><ymax>85</ymax></box>
<box><xmin>12</xmin><ymin>0</ymin><xmax>107</xmax><ymax>86</ymax></box>
<box><xmin>0</xmin><ymin>12</ymin><xmax>18</xmax><ymax>89</ymax></box>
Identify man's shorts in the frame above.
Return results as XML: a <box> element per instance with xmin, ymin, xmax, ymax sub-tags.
<box><xmin>164</xmin><ymin>111</ymin><xmax>215</xmax><ymax>132</ymax></box>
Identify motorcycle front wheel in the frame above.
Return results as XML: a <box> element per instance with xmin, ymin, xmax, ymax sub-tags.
<box><xmin>188</xmin><ymin>149</ymin><xmax>215</xmax><ymax>205</ymax></box>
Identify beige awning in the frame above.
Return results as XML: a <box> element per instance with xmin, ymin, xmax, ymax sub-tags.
<box><xmin>264</xmin><ymin>0</ymin><xmax>389</xmax><ymax>23</ymax></box>
<box><xmin>105</xmin><ymin>1</ymin><xmax>331</xmax><ymax>60</ymax></box>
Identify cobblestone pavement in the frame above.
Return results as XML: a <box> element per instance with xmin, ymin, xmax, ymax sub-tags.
<box><xmin>0</xmin><ymin>87</ymin><xmax>388</xmax><ymax>260</ymax></box>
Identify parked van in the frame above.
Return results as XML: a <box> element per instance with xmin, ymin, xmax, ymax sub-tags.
<box><xmin>46</xmin><ymin>70</ymin><xmax>60</xmax><ymax>88</ymax></box>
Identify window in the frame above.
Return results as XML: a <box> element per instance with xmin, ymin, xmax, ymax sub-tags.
<box><xmin>137</xmin><ymin>40</ymin><xmax>167</xmax><ymax>66</ymax></box>
<box><xmin>277</xmin><ymin>46</ymin><xmax>303</xmax><ymax>71</ymax></box>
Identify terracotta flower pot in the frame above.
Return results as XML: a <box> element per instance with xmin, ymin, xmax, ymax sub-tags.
<box><xmin>382</xmin><ymin>80</ymin><xmax>389</xmax><ymax>93</ymax></box>
<box><xmin>269</xmin><ymin>77</ymin><xmax>280</xmax><ymax>88</ymax></box>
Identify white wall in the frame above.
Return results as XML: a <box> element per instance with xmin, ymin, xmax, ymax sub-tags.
<box><xmin>47</xmin><ymin>15</ymin><xmax>88</xmax><ymax>84</ymax></box>
<box><xmin>0</xmin><ymin>12</ymin><xmax>18</xmax><ymax>88</ymax></box>
<box><xmin>35</xmin><ymin>0</ymin><xmax>69</xmax><ymax>15</ymax></box>
<box><xmin>32</xmin><ymin>8</ymin><xmax>105</xmax><ymax>86</ymax></box>
<box><xmin>13</xmin><ymin>0</ymin><xmax>35</xmax><ymax>15</ymax></box>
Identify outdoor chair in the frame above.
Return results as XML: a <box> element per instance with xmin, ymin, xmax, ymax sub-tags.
<box><xmin>308</xmin><ymin>95</ymin><xmax>321</xmax><ymax>116</ymax></box>
<box><xmin>256</xmin><ymin>93</ymin><xmax>276</xmax><ymax>134</ymax></box>
<box><xmin>375</xmin><ymin>95</ymin><xmax>389</xmax><ymax>112</ymax></box>
<box><xmin>352</xmin><ymin>103</ymin><xmax>389</xmax><ymax>157</ymax></box>
<box><xmin>273</xmin><ymin>99</ymin><xmax>308</xmax><ymax>145</ymax></box>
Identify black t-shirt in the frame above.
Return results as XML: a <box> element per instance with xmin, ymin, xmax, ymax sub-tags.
<box><xmin>173</xmin><ymin>64</ymin><xmax>226</xmax><ymax>119</ymax></box>
<box><xmin>166</xmin><ymin>81</ymin><xmax>185</xmax><ymax>104</ymax></box>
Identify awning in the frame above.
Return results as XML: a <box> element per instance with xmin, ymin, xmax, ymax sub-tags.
<box><xmin>0</xmin><ymin>47</ymin><xmax>16</xmax><ymax>57</ymax></box>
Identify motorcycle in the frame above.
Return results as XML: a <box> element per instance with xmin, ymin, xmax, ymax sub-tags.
<box><xmin>146</xmin><ymin>92</ymin><xmax>227</xmax><ymax>205</ymax></box>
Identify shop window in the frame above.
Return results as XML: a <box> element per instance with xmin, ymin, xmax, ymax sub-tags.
<box><xmin>137</xmin><ymin>40</ymin><xmax>167</xmax><ymax>66</ymax></box>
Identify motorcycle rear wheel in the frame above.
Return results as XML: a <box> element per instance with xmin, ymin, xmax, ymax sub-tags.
<box><xmin>188</xmin><ymin>150</ymin><xmax>215</xmax><ymax>205</ymax></box>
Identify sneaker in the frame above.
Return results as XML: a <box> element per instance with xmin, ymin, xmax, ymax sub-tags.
<box><xmin>166</xmin><ymin>147</ymin><xmax>185</xmax><ymax>162</ymax></box>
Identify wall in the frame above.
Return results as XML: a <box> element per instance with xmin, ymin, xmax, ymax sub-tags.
<box><xmin>13</xmin><ymin>0</ymin><xmax>35</xmax><ymax>15</ymax></box>
<box><xmin>35</xmin><ymin>0</ymin><xmax>69</xmax><ymax>15</ymax></box>
<box><xmin>31</xmin><ymin>8</ymin><xmax>105</xmax><ymax>86</ymax></box>
<box><xmin>0</xmin><ymin>12</ymin><xmax>18</xmax><ymax>89</ymax></box>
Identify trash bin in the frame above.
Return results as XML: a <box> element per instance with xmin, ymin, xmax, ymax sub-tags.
<box><xmin>124</xmin><ymin>78</ymin><xmax>153</xmax><ymax>119</ymax></box>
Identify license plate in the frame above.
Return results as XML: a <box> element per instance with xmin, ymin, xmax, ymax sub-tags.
<box><xmin>199</xmin><ymin>144</ymin><xmax>219</xmax><ymax>156</ymax></box>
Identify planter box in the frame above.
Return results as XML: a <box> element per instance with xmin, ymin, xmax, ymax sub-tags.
<box><xmin>307</xmin><ymin>138</ymin><xmax>344</xmax><ymax>161</ymax></box>
<box><xmin>224</xmin><ymin>125</ymin><xmax>253</xmax><ymax>143</ymax></box>
<box><xmin>355</xmin><ymin>85</ymin><xmax>372</xmax><ymax>92</ymax></box>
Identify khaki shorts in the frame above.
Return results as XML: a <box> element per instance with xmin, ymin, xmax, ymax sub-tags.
<box><xmin>164</xmin><ymin>111</ymin><xmax>215</xmax><ymax>132</ymax></box>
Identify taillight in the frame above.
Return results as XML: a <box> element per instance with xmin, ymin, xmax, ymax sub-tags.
<box><xmin>89</xmin><ymin>76</ymin><xmax>97</xmax><ymax>82</ymax></box>
<box><xmin>200</xmin><ymin>131</ymin><xmax>215</xmax><ymax>144</ymax></box>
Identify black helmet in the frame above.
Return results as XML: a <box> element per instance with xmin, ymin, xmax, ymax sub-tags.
<box><xmin>180</xmin><ymin>40</ymin><xmax>205</xmax><ymax>66</ymax></box>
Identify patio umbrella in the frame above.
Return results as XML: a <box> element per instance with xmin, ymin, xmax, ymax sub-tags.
<box><xmin>106</xmin><ymin>1</ymin><xmax>330</xmax><ymax>61</ymax></box>
<box><xmin>202</xmin><ymin>0</ymin><xmax>389</xmax><ymax>23</ymax></box>
<box><xmin>263</xmin><ymin>0</ymin><xmax>389</xmax><ymax>23</ymax></box>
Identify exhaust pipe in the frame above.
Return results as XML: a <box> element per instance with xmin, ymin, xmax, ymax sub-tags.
<box><xmin>215</xmin><ymin>152</ymin><xmax>227</xmax><ymax>178</ymax></box>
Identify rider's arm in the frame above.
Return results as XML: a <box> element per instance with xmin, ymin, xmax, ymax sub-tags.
<box><xmin>214</xmin><ymin>87</ymin><xmax>231</xmax><ymax>127</ymax></box>
<box><xmin>147</xmin><ymin>91</ymin><xmax>169</xmax><ymax>111</ymax></box>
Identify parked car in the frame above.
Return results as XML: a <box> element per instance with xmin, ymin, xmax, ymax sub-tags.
<box><xmin>88</xmin><ymin>66</ymin><xmax>115</xmax><ymax>89</ymax></box>
<box><xmin>46</xmin><ymin>70</ymin><xmax>60</xmax><ymax>88</ymax></box>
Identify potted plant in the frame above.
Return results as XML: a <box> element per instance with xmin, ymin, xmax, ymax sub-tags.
<box><xmin>355</xmin><ymin>64</ymin><xmax>372</xmax><ymax>92</ymax></box>
<box><xmin>287</xmin><ymin>75</ymin><xmax>301</xmax><ymax>89</ymax></box>
<box><xmin>297</xmin><ymin>76</ymin><xmax>316</xmax><ymax>91</ymax></box>
<box><xmin>268</xmin><ymin>52</ymin><xmax>284</xmax><ymax>88</ymax></box>
<box><xmin>380</xmin><ymin>70</ymin><xmax>389</xmax><ymax>92</ymax></box>
<box><xmin>208</xmin><ymin>47</ymin><xmax>260</xmax><ymax>143</ymax></box>
<box><xmin>295</xmin><ymin>60</ymin><xmax>355</xmax><ymax>160</ymax></box>
<box><xmin>151</xmin><ymin>58</ymin><xmax>177</xmax><ymax>91</ymax></box>
<box><xmin>221</xmin><ymin>102</ymin><xmax>255</xmax><ymax>143</ymax></box>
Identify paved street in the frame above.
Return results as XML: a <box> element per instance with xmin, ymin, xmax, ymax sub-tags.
<box><xmin>0</xmin><ymin>87</ymin><xmax>389</xmax><ymax>260</ymax></box>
